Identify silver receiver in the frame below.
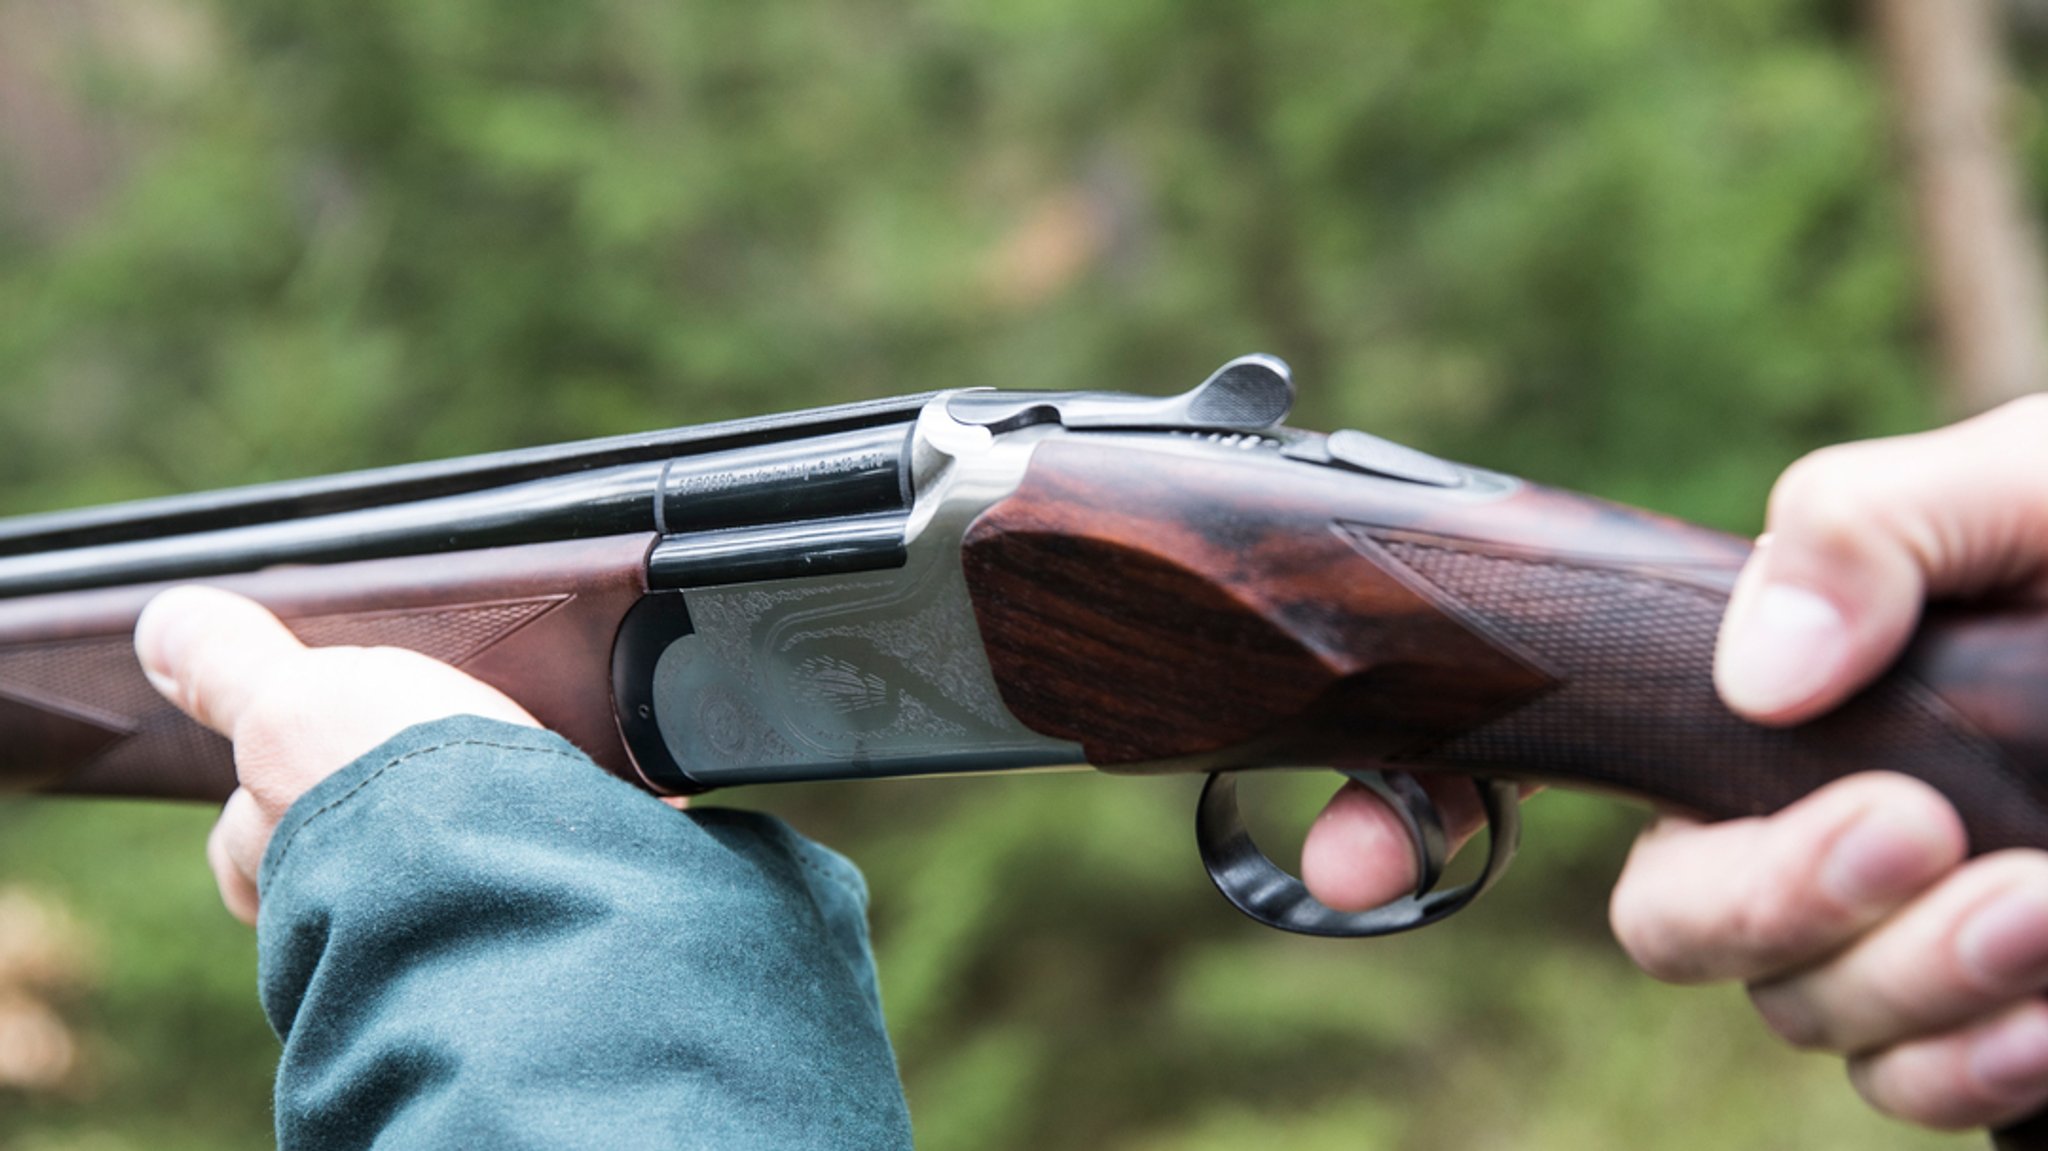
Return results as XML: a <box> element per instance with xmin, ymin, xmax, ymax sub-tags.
<box><xmin>644</xmin><ymin>397</ymin><xmax>1085</xmax><ymax>787</ymax></box>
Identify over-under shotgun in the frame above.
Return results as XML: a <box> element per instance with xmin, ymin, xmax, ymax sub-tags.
<box><xmin>2</xmin><ymin>357</ymin><xmax>2045</xmax><ymax>1144</ymax></box>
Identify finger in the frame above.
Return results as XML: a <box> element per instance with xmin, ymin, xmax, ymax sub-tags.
<box><xmin>1749</xmin><ymin>850</ymin><xmax>2048</xmax><ymax>1053</ymax></box>
<box><xmin>1849</xmin><ymin>998</ymin><xmax>2048</xmax><ymax>1131</ymax></box>
<box><xmin>1716</xmin><ymin>395</ymin><xmax>2048</xmax><ymax>725</ymax></box>
<box><xmin>136</xmin><ymin>586</ymin><xmax>306</xmax><ymax>738</ymax></box>
<box><xmin>225</xmin><ymin>644</ymin><xmax>539</xmax><ymax>803</ymax></box>
<box><xmin>1611</xmin><ymin>773</ymin><xmax>1964</xmax><ymax>984</ymax></box>
<box><xmin>1301</xmin><ymin>776</ymin><xmax>1491</xmax><ymax>912</ymax></box>
<box><xmin>207</xmin><ymin>788</ymin><xmax>264</xmax><ymax>925</ymax></box>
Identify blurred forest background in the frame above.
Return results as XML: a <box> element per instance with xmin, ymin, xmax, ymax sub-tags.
<box><xmin>0</xmin><ymin>0</ymin><xmax>2043</xmax><ymax>1148</ymax></box>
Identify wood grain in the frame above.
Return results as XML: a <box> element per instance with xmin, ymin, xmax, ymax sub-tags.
<box><xmin>0</xmin><ymin>533</ymin><xmax>658</xmax><ymax>801</ymax></box>
<box><xmin>962</xmin><ymin>435</ymin><xmax>2048</xmax><ymax>853</ymax></box>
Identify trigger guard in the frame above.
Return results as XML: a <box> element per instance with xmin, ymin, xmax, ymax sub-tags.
<box><xmin>1194</xmin><ymin>770</ymin><xmax>1522</xmax><ymax>938</ymax></box>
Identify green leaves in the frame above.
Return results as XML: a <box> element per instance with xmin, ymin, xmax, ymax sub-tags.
<box><xmin>0</xmin><ymin>1</ymin><xmax>1986</xmax><ymax>1148</ymax></box>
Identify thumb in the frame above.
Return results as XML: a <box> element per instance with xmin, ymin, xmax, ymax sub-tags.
<box><xmin>135</xmin><ymin>585</ymin><xmax>308</xmax><ymax>738</ymax></box>
<box><xmin>1715</xmin><ymin>396</ymin><xmax>2048</xmax><ymax>726</ymax></box>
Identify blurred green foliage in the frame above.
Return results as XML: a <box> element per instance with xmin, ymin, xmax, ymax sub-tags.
<box><xmin>0</xmin><ymin>0</ymin><xmax>2003</xmax><ymax>1147</ymax></box>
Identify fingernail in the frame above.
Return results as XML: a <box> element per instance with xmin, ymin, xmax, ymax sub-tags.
<box><xmin>1959</xmin><ymin>889</ymin><xmax>2048</xmax><ymax>988</ymax></box>
<box><xmin>1749</xmin><ymin>982</ymin><xmax>1822</xmax><ymax>1048</ymax></box>
<box><xmin>1971</xmin><ymin>1008</ymin><xmax>2048</xmax><ymax>1099</ymax></box>
<box><xmin>142</xmin><ymin>667</ymin><xmax>181</xmax><ymax>701</ymax></box>
<box><xmin>1718</xmin><ymin>584</ymin><xmax>1849</xmax><ymax>716</ymax></box>
<box><xmin>1821</xmin><ymin>808</ymin><xmax>1950</xmax><ymax>909</ymax></box>
<box><xmin>134</xmin><ymin>589</ymin><xmax>203</xmax><ymax>689</ymax></box>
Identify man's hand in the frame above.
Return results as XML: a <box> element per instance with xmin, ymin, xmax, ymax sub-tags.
<box><xmin>134</xmin><ymin>586</ymin><xmax>540</xmax><ymax>924</ymax></box>
<box><xmin>1304</xmin><ymin>394</ymin><xmax>2048</xmax><ymax>1130</ymax></box>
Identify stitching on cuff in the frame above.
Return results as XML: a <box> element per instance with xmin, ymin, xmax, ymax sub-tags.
<box><xmin>263</xmin><ymin>737</ymin><xmax>589</xmax><ymax>890</ymax></box>
<box><xmin>771</xmin><ymin>824</ymin><xmax>867</xmax><ymax>907</ymax></box>
<box><xmin>792</xmin><ymin>850</ymin><xmax>867</xmax><ymax>908</ymax></box>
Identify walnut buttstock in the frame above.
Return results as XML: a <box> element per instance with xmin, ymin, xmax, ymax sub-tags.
<box><xmin>0</xmin><ymin>534</ymin><xmax>657</xmax><ymax>801</ymax></box>
<box><xmin>960</xmin><ymin>436</ymin><xmax>2048</xmax><ymax>854</ymax></box>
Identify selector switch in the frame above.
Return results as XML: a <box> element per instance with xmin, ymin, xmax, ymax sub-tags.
<box><xmin>1290</xmin><ymin>429</ymin><xmax>1467</xmax><ymax>488</ymax></box>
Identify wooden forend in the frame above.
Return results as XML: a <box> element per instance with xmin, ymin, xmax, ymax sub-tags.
<box><xmin>0</xmin><ymin>534</ymin><xmax>656</xmax><ymax>801</ymax></box>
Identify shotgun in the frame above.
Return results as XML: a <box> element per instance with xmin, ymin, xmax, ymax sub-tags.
<box><xmin>7</xmin><ymin>356</ymin><xmax>2047</xmax><ymax>1143</ymax></box>
<box><xmin>6</xmin><ymin>359</ymin><xmax>2048</xmax><ymax>1122</ymax></box>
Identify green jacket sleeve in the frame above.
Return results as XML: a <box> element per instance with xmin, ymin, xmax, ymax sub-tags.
<box><xmin>254</xmin><ymin>714</ymin><xmax>912</xmax><ymax>1151</ymax></box>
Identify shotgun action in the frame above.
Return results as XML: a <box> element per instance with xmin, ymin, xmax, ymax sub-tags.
<box><xmin>1</xmin><ymin>357</ymin><xmax>2045</xmax><ymax>948</ymax></box>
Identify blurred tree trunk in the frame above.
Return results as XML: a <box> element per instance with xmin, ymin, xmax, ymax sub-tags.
<box><xmin>1873</xmin><ymin>0</ymin><xmax>2048</xmax><ymax>413</ymax></box>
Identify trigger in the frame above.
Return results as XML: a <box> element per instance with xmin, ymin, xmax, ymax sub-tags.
<box><xmin>1341</xmin><ymin>769</ymin><xmax>1449</xmax><ymax>898</ymax></box>
<box><xmin>1194</xmin><ymin>770</ymin><xmax>1522</xmax><ymax>938</ymax></box>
